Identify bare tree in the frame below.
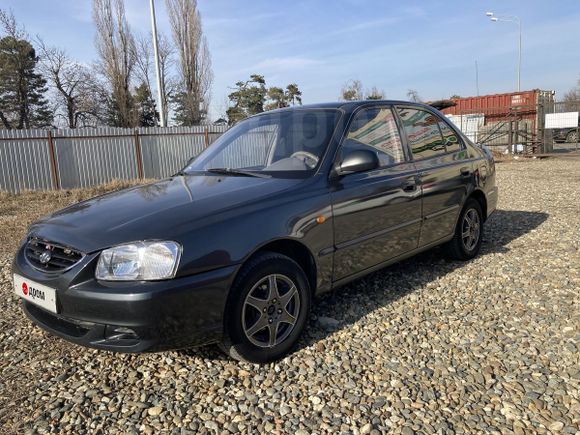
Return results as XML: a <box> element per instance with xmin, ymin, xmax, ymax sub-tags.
<box><xmin>561</xmin><ymin>76</ymin><xmax>580</xmax><ymax>111</ymax></box>
<box><xmin>133</xmin><ymin>33</ymin><xmax>154</xmax><ymax>96</ymax></box>
<box><xmin>92</xmin><ymin>0</ymin><xmax>136</xmax><ymax>127</ymax></box>
<box><xmin>157</xmin><ymin>32</ymin><xmax>175</xmax><ymax>124</ymax></box>
<box><xmin>166</xmin><ymin>0</ymin><xmax>212</xmax><ymax>125</ymax></box>
<box><xmin>341</xmin><ymin>79</ymin><xmax>385</xmax><ymax>101</ymax></box>
<box><xmin>0</xmin><ymin>8</ymin><xmax>26</xmax><ymax>39</ymax></box>
<box><xmin>36</xmin><ymin>39</ymin><xmax>101</xmax><ymax>128</ymax></box>
<box><xmin>215</xmin><ymin>94</ymin><xmax>231</xmax><ymax>123</ymax></box>
<box><xmin>366</xmin><ymin>86</ymin><xmax>385</xmax><ymax>100</ymax></box>
<box><xmin>340</xmin><ymin>79</ymin><xmax>363</xmax><ymax>101</ymax></box>
<box><xmin>134</xmin><ymin>31</ymin><xmax>176</xmax><ymax>125</ymax></box>
<box><xmin>407</xmin><ymin>89</ymin><xmax>422</xmax><ymax>102</ymax></box>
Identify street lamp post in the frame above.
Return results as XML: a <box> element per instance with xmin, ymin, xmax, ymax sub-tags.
<box><xmin>485</xmin><ymin>12</ymin><xmax>522</xmax><ymax>92</ymax></box>
<box><xmin>150</xmin><ymin>0</ymin><xmax>166</xmax><ymax>127</ymax></box>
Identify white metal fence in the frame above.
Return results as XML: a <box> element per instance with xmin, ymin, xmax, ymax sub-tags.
<box><xmin>0</xmin><ymin>125</ymin><xmax>228</xmax><ymax>193</ymax></box>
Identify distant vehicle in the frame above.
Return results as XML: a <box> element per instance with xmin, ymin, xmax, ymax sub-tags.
<box><xmin>13</xmin><ymin>101</ymin><xmax>497</xmax><ymax>363</ymax></box>
<box><xmin>552</xmin><ymin>125</ymin><xmax>579</xmax><ymax>143</ymax></box>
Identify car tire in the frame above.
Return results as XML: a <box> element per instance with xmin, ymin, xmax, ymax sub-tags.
<box><xmin>444</xmin><ymin>198</ymin><xmax>484</xmax><ymax>261</ymax></box>
<box><xmin>566</xmin><ymin>130</ymin><xmax>578</xmax><ymax>143</ymax></box>
<box><xmin>219</xmin><ymin>252</ymin><xmax>311</xmax><ymax>363</ymax></box>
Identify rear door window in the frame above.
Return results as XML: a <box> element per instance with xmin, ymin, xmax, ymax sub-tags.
<box><xmin>396</xmin><ymin>107</ymin><xmax>446</xmax><ymax>159</ymax></box>
<box><xmin>438</xmin><ymin>120</ymin><xmax>462</xmax><ymax>153</ymax></box>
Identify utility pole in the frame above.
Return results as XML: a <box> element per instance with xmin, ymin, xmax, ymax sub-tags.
<box><xmin>475</xmin><ymin>60</ymin><xmax>480</xmax><ymax>96</ymax></box>
<box><xmin>150</xmin><ymin>0</ymin><xmax>165</xmax><ymax>127</ymax></box>
<box><xmin>517</xmin><ymin>20</ymin><xmax>522</xmax><ymax>92</ymax></box>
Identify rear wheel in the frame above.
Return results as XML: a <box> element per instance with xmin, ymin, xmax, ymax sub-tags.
<box><xmin>566</xmin><ymin>130</ymin><xmax>578</xmax><ymax>143</ymax></box>
<box><xmin>444</xmin><ymin>198</ymin><xmax>483</xmax><ymax>261</ymax></box>
<box><xmin>220</xmin><ymin>252</ymin><xmax>311</xmax><ymax>363</ymax></box>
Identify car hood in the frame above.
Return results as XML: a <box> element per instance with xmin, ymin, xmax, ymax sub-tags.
<box><xmin>29</xmin><ymin>175</ymin><xmax>301</xmax><ymax>253</ymax></box>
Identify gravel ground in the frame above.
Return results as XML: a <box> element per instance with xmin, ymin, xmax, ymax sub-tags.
<box><xmin>0</xmin><ymin>159</ymin><xmax>578</xmax><ymax>434</ymax></box>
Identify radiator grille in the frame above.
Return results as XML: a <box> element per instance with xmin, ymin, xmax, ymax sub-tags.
<box><xmin>25</xmin><ymin>238</ymin><xmax>83</xmax><ymax>272</ymax></box>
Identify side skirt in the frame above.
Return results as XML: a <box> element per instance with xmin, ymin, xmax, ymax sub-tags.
<box><xmin>329</xmin><ymin>234</ymin><xmax>454</xmax><ymax>290</ymax></box>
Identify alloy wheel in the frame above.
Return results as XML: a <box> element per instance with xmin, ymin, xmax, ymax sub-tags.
<box><xmin>461</xmin><ymin>208</ymin><xmax>481</xmax><ymax>251</ymax></box>
<box><xmin>242</xmin><ymin>274</ymin><xmax>300</xmax><ymax>348</ymax></box>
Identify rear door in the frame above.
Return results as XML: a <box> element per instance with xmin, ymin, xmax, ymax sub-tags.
<box><xmin>395</xmin><ymin>106</ymin><xmax>471</xmax><ymax>246</ymax></box>
<box><xmin>330</xmin><ymin>105</ymin><xmax>422</xmax><ymax>281</ymax></box>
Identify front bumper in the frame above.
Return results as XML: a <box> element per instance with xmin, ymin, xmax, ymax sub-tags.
<box><xmin>485</xmin><ymin>186</ymin><xmax>499</xmax><ymax>220</ymax></box>
<box><xmin>13</xmin><ymin>247</ymin><xmax>237</xmax><ymax>352</ymax></box>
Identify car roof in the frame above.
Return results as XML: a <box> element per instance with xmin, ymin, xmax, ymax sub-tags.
<box><xmin>266</xmin><ymin>100</ymin><xmax>437</xmax><ymax>114</ymax></box>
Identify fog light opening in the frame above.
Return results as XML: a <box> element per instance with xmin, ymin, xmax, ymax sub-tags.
<box><xmin>105</xmin><ymin>326</ymin><xmax>139</xmax><ymax>341</ymax></box>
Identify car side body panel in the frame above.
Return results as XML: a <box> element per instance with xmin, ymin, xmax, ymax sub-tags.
<box><xmin>199</xmin><ymin>175</ymin><xmax>336</xmax><ymax>294</ymax></box>
<box><xmin>329</xmin><ymin>162</ymin><xmax>422</xmax><ymax>280</ymax></box>
<box><xmin>413</xmin><ymin>151</ymin><xmax>472</xmax><ymax>247</ymax></box>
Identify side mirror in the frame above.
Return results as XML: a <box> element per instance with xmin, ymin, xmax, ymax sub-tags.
<box><xmin>335</xmin><ymin>149</ymin><xmax>379</xmax><ymax>176</ymax></box>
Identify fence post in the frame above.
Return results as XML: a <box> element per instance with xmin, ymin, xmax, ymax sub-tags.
<box><xmin>508</xmin><ymin>120</ymin><xmax>513</xmax><ymax>154</ymax></box>
<box><xmin>47</xmin><ymin>130</ymin><xmax>60</xmax><ymax>190</ymax></box>
<box><xmin>204</xmin><ymin>126</ymin><xmax>209</xmax><ymax>147</ymax></box>
<box><xmin>523</xmin><ymin>122</ymin><xmax>530</xmax><ymax>154</ymax></box>
<box><xmin>134</xmin><ymin>129</ymin><xmax>144</xmax><ymax>179</ymax></box>
<box><xmin>538</xmin><ymin>101</ymin><xmax>545</xmax><ymax>153</ymax></box>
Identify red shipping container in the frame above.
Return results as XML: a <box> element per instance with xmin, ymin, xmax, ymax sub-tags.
<box><xmin>441</xmin><ymin>89</ymin><xmax>555</xmax><ymax>136</ymax></box>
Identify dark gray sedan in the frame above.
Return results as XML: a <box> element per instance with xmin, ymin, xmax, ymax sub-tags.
<box><xmin>13</xmin><ymin>101</ymin><xmax>497</xmax><ymax>363</ymax></box>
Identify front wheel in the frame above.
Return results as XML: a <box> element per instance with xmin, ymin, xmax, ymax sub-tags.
<box><xmin>220</xmin><ymin>252</ymin><xmax>311</xmax><ymax>363</ymax></box>
<box><xmin>444</xmin><ymin>198</ymin><xmax>484</xmax><ymax>261</ymax></box>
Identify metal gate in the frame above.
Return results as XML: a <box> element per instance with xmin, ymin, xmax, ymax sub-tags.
<box><xmin>542</xmin><ymin>100</ymin><xmax>580</xmax><ymax>153</ymax></box>
<box><xmin>446</xmin><ymin>105</ymin><xmax>542</xmax><ymax>154</ymax></box>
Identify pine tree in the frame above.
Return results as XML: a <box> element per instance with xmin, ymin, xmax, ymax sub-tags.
<box><xmin>265</xmin><ymin>86</ymin><xmax>288</xmax><ymax>111</ymax></box>
<box><xmin>286</xmin><ymin>83</ymin><xmax>302</xmax><ymax>106</ymax></box>
<box><xmin>264</xmin><ymin>84</ymin><xmax>304</xmax><ymax>111</ymax></box>
<box><xmin>0</xmin><ymin>36</ymin><xmax>52</xmax><ymax>129</ymax></box>
<box><xmin>226</xmin><ymin>74</ymin><xmax>267</xmax><ymax>125</ymax></box>
<box><xmin>133</xmin><ymin>82</ymin><xmax>158</xmax><ymax>127</ymax></box>
<box><xmin>225</xmin><ymin>75</ymin><xmax>304</xmax><ymax>124</ymax></box>
<box><xmin>172</xmin><ymin>90</ymin><xmax>208</xmax><ymax>126</ymax></box>
<box><xmin>103</xmin><ymin>91</ymin><xmax>135</xmax><ymax>128</ymax></box>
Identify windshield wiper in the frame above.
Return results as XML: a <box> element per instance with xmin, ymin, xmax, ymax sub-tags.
<box><xmin>205</xmin><ymin>168</ymin><xmax>270</xmax><ymax>178</ymax></box>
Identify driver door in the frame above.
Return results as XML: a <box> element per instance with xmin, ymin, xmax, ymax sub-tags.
<box><xmin>330</xmin><ymin>105</ymin><xmax>422</xmax><ymax>281</ymax></box>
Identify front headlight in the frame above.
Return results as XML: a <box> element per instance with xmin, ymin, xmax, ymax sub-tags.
<box><xmin>96</xmin><ymin>241</ymin><xmax>181</xmax><ymax>281</ymax></box>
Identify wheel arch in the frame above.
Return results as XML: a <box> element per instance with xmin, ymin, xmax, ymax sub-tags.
<box><xmin>239</xmin><ymin>238</ymin><xmax>318</xmax><ymax>295</ymax></box>
<box><xmin>468</xmin><ymin>188</ymin><xmax>488</xmax><ymax>221</ymax></box>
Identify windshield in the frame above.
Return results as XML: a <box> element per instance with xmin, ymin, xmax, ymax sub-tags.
<box><xmin>184</xmin><ymin>109</ymin><xmax>340</xmax><ymax>177</ymax></box>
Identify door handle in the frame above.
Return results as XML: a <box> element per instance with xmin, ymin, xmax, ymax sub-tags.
<box><xmin>460</xmin><ymin>167</ymin><xmax>471</xmax><ymax>177</ymax></box>
<box><xmin>402</xmin><ymin>181</ymin><xmax>416</xmax><ymax>192</ymax></box>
